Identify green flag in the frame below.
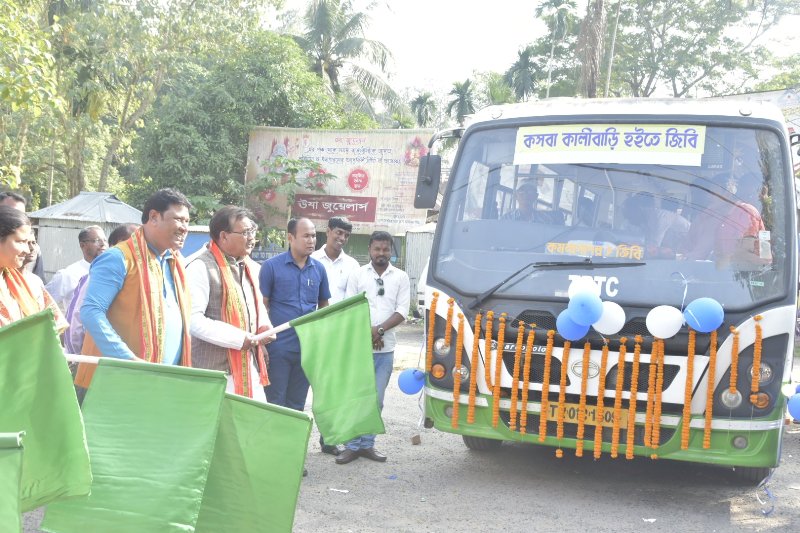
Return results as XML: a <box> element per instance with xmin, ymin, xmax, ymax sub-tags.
<box><xmin>0</xmin><ymin>432</ymin><xmax>24</xmax><ymax>533</ymax></box>
<box><xmin>43</xmin><ymin>359</ymin><xmax>227</xmax><ymax>533</ymax></box>
<box><xmin>292</xmin><ymin>293</ymin><xmax>385</xmax><ymax>445</ymax></box>
<box><xmin>0</xmin><ymin>311</ymin><xmax>91</xmax><ymax>512</ymax></box>
<box><xmin>196</xmin><ymin>395</ymin><xmax>311</xmax><ymax>533</ymax></box>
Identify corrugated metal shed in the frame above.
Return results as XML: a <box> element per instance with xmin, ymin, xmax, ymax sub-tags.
<box><xmin>28</xmin><ymin>192</ymin><xmax>142</xmax><ymax>282</ymax></box>
<box><xmin>404</xmin><ymin>222</ymin><xmax>435</xmax><ymax>314</ymax></box>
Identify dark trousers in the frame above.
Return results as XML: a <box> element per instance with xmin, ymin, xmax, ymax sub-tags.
<box><xmin>264</xmin><ymin>348</ymin><xmax>309</xmax><ymax>411</ymax></box>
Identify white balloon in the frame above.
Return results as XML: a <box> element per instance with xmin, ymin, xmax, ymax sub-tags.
<box><xmin>592</xmin><ymin>301</ymin><xmax>626</xmax><ymax>335</ymax></box>
<box><xmin>568</xmin><ymin>276</ymin><xmax>601</xmax><ymax>298</ymax></box>
<box><xmin>645</xmin><ymin>305</ymin><xmax>684</xmax><ymax>339</ymax></box>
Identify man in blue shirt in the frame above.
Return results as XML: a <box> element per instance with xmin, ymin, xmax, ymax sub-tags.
<box><xmin>259</xmin><ymin>217</ymin><xmax>330</xmax><ymax>410</ymax></box>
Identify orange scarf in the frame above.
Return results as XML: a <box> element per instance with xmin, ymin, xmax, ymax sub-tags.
<box><xmin>209</xmin><ymin>241</ymin><xmax>269</xmax><ymax>397</ymax></box>
<box><xmin>127</xmin><ymin>228</ymin><xmax>192</xmax><ymax>365</ymax></box>
<box><xmin>0</xmin><ymin>267</ymin><xmax>66</xmax><ymax>329</ymax></box>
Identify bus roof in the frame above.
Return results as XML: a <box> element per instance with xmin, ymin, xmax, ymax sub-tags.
<box><xmin>468</xmin><ymin>98</ymin><xmax>787</xmax><ymax>128</ymax></box>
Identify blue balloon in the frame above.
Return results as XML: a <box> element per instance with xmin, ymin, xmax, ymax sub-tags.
<box><xmin>398</xmin><ymin>368</ymin><xmax>425</xmax><ymax>395</ymax></box>
<box><xmin>683</xmin><ymin>298</ymin><xmax>724</xmax><ymax>333</ymax></box>
<box><xmin>556</xmin><ymin>309</ymin><xmax>590</xmax><ymax>341</ymax></box>
<box><xmin>567</xmin><ymin>291</ymin><xmax>604</xmax><ymax>326</ymax></box>
<box><xmin>796</xmin><ymin>384</ymin><xmax>800</xmax><ymax>394</ymax></box>
<box><xmin>788</xmin><ymin>394</ymin><xmax>800</xmax><ymax>421</ymax></box>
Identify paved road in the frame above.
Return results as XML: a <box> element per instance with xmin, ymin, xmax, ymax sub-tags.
<box><xmin>24</xmin><ymin>322</ymin><xmax>800</xmax><ymax>532</ymax></box>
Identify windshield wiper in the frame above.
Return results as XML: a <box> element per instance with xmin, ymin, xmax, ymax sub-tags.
<box><xmin>468</xmin><ymin>258</ymin><xmax>645</xmax><ymax>310</ymax></box>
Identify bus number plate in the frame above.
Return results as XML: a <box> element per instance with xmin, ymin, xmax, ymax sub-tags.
<box><xmin>545</xmin><ymin>402</ymin><xmax>628</xmax><ymax>428</ymax></box>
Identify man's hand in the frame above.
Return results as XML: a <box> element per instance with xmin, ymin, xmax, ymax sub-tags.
<box><xmin>241</xmin><ymin>334</ymin><xmax>257</xmax><ymax>351</ymax></box>
<box><xmin>371</xmin><ymin>325</ymin><xmax>384</xmax><ymax>350</ymax></box>
<box><xmin>255</xmin><ymin>325</ymin><xmax>276</xmax><ymax>345</ymax></box>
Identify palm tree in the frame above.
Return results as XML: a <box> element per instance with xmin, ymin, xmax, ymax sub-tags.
<box><xmin>293</xmin><ymin>0</ymin><xmax>400</xmax><ymax>115</ymax></box>
<box><xmin>409</xmin><ymin>92</ymin><xmax>436</xmax><ymax>127</ymax></box>
<box><xmin>446</xmin><ymin>79</ymin><xmax>476</xmax><ymax>126</ymax></box>
<box><xmin>504</xmin><ymin>47</ymin><xmax>538</xmax><ymax>101</ymax></box>
<box><xmin>576</xmin><ymin>0</ymin><xmax>606</xmax><ymax>98</ymax></box>
<box><xmin>484</xmin><ymin>73</ymin><xmax>515</xmax><ymax>105</ymax></box>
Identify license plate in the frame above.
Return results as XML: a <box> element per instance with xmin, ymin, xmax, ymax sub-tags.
<box><xmin>544</xmin><ymin>401</ymin><xmax>629</xmax><ymax>428</ymax></box>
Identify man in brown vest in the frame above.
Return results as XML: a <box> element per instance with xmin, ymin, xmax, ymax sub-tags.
<box><xmin>185</xmin><ymin>206</ymin><xmax>273</xmax><ymax>400</ymax></box>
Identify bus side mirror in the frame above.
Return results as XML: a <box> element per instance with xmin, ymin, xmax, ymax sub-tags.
<box><xmin>414</xmin><ymin>155</ymin><xmax>441</xmax><ymax>209</ymax></box>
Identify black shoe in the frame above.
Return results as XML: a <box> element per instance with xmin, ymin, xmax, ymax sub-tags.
<box><xmin>302</xmin><ymin>468</ymin><xmax>308</xmax><ymax>477</ymax></box>
<box><xmin>359</xmin><ymin>447</ymin><xmax>387</xmax><ymax>462</ymax></box>
<box><xmin>321</xmin><ymin>443</ymin><xmax>343</xmax><ymax>456</ymax></box>
<box><xmin>335</xmin><ymin>448</ymin><xmax>360</xmax><ymax>465</ymax></box>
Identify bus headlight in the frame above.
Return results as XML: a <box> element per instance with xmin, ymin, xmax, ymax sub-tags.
<box><xmin>748</xmin><ymin>363</ymin><xmax>774</xmax><ymax>385</ymax></box>
<box><xmin>452</xmin><ymin>365</ymin><xmax>469</xmax><ymax>381</ymax></box>
<box><xmin>720</xmin><ymin>389</ymin><xmax>743</xmax><ymax>409</ymax></box>
<box><xmin>433</xmin><ymin>337</ymin><xmax>451</xmax><ymax>357</ymax></box>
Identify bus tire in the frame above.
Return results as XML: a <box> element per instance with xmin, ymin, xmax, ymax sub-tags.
<box><xmin>462</xmin><ymin>435</ymin><xmax>502</xmax><ymax>451</ymax></box>
<box><xmin>733</xmin><ymin>466</ymin><xmax>772</xmax><ymax>485</ymax></box>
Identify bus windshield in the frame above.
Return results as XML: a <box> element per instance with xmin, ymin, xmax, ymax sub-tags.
<box><xmin>435</xmin><ymin>124</ymin><xmax>792</xmax><ymax>311</ymax></box>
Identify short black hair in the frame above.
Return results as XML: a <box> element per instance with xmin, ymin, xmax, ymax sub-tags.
<box><xmin>141</xmin><ymin>188</ymin><xmax>192</xmax><ymax>224</ymax></box>
<box><xmin>108</xmin><ymin>223</ymin><xmax>140</xmax><ymax>246</ymax></box>
<box><xmin>328</xmin><ymin>216</ymin><xmax>352</xmax><ymax>233</ymax></box>
<box><xmin>210</xmin><ymin>206</ymin><xmax>253</xmax><ymax>241</ymax></box>
<box><xmin>78</xmin><ymin>225</ymin><xmax>102</xmax><ymax>243</ymax></box>
<box><xmin>0</xmin><ymin>191</ymin><xmax>26</xmax><ymax>206</ymax></box>
<box><xmin>0</xmin><ymin>205</ymin><xmax>30</xmax><ymax>239</ymax></box>
<box><xmin>369</xmin><ymin>230</ymin><xmax>393</xmax><ymax>247</ymax></box>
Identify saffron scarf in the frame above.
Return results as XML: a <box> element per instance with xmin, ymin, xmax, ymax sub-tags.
<box><xmin>209</xmin><ymin>240</ymin><xmax>269</xmax><ymax>397</ymax></box>
<box><xmin>127</xmin><ymin>228</ymin><xmax>192</xmax><ymax>366</ymax></box>
<box><xmin>0</xmin><ymin>268</ymin><xmax>65</xmax><ymax>329</ymax></box>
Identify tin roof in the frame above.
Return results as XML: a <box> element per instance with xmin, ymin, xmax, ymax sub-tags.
<box><xmin>28</xmin><ymin>191</ymin><xmax>142</xmax><ymax>223</ymax></box>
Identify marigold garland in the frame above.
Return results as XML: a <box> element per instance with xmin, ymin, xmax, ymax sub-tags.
<box><xmin>610</xmin><ymin>337</ymin><xmax>628</xmax><ymax>459</ymax></box>
<box><xmin>593</xmin><ymin>343</ymin><xmax>610</xmax><ymax>460</ymax></box>
<box><xmin>625</xmin><ymin>336</ymin><xmax>642</xmax><ymax>460</ymax></box>
<box><xmin>703</xmin><ymin>330</ymin><xmax>718</xmax><ymax>449</ymax></box>
<box><xmin>538</xmin><ymin>330</ymin><xmax>556</xmax><ymax>442</ymax></box>
<box><xmin>652</xmin><ymin>339</ymin><xmax>665</xmax><ymax>450</ymax></box>
<box><xmin>425</xmin><ymin>292</ymin><xmax>439</xmax><ymax>373</ymax></box>
<box><xmin>555</xmin><ymin>341</ymin><xmax>572</xmax><ymax>458</ymax></box>
<box><xmin>575</xmin><ymin>342</ymin><xmax>591</xmax><ymax>457</ymax></box>
<box><xmin>729</xmin><ymin>325</ymin><xmax>740</xmax><ymax>394</ymax></box>
<box><xmin>643</xmin><ymin>339</ymin><xmax>658</xmax><ymax>448</ymax></box>
<box><xmin>483</xmin><ymin>311</ymin><xmax>494</xmax><ymax>389</ymax></box>
<box><xmin>444</xmin><ymin>298</ymin><xmax>455</xmax><ymax>347</ymax></box>
<box><xmin>681</xmin><ymin>329</ymin><xmax>697</xmax><ymax>450</ymax></box>
<box><xmin>467</xmin><ymin>313</ymin><xmax>482</xmax><ymax>424</ymax></box>
<box><xmin>509</xmin><ymin>322</ymin><xmax>525</xmax><ymax>431</ymax></box>
<box><xmin>519</xmin><ymin>328</ymin><xmax>535</xmax><ymax>435</ymax></box>
<box><xmin>491</xmin><ymin>314</ymin><xmax>507</xmax><ymax>428</ymax></box>
<box><xmin>750</xmin><ymin>315</ymin><xmax>764</xmax><ymax>404</ymax></box>
<box><xmin>452</xmin><ymin>313</ymin><xmax>465</xmax><ymax>429</ymax></box>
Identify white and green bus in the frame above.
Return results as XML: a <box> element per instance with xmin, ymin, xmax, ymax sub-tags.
<box><xmin>415</xmin><ymin>99</ymin><xmax>799</xmax><ymax>483</ymax></box>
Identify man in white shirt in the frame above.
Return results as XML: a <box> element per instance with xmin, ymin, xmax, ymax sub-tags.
<box><xmin>46</xmin><ymin>225</ymin><xmax>107</xmax><ymax>311</ymax></box>
<box><xmin>336</xmin><ymin>231</ymin><xmax>410</xmax><ymax>465</ymax></box>
<box><xmin>185</xmin><ymin>206</ymin><xmax>274</xmax><ymax>401</ymax></box>
<box><xmin>310</xmin><ymin>216</ymin><xmax>360</xmax><ymax>304</ymax></box>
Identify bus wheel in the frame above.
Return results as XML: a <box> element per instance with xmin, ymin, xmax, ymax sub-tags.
<box><xmin>733</xmin><ymin>466</ymin><xmax>772</xmax><ymax>485</ymax></box>
<box><xmin>462</xmin><ymin>435</ymin><xmax>502</xmax><ymax>451</ymax></box>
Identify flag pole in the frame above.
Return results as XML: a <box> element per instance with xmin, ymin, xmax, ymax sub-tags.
<box><xmin>253</xmin><ymin>321</ymin><xmax>292</xmax><ymax>343</ymax></box>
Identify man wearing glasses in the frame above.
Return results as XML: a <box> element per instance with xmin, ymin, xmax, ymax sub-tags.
<box><xmin>46</xmin><ymin>225</ymin><xmax>107</xmax><ymax>311</ymax></box>
<box><xmin>185</xmin><ymin>206</ymin><xmax>274</xmax><ymax>400</ymax></box>
<box><xmin>337</xmin><ymin>231</ymin><xmax>410</xmax><ymax>465</ymax></box>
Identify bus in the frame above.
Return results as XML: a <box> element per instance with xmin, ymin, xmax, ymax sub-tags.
<box><xmin>414</xmin><ymin>99</ymin><xmax>799</xmax><ymax>483</ymax></box>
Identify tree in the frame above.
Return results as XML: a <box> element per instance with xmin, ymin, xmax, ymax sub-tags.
<box><xmin>293</xmin><ymin>0</ymin><xmax>400</xmax><ymax>116</ymax></box>
<box><xmin>504</xmin><ymin>47</ymin><xmax>538</xmax><ymax>102</ymax></box>
<box><xmin>576</xmin><ymin>0</ymin><xmax>606</xmax><ymax>98</ymax></box>
<box><xmin>410</xmin><ymin>92</ymin><xmax>436</xmax><ymax>127</ymax></box>
<box><xmin>537</xmin><ymin>0</ymin><xmax>579</xmax><ymax>98</ymax></box>
<box><xmin>484</xmin><ymin>73</ymin><xmax>516</xmax><ymax>105</ymax></box>
<box><xmin>446</xmin><ymin>79</ymin><xmax>476</xmax><ymax>126</ymax></box>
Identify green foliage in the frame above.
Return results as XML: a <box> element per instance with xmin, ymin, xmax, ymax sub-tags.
<box><xmin>409</xmin><ymin>92</ymin><xmax>436</xmax><ymax>127</ymax></box>
<box><xmin>754</xmin><ymin>56</ymin><xmax>800</xmax><ymax>91</ymax></box>
<box><xmin>446</xmin><ymin>80</ymin><xmax>476</xmax><ymax>127</ymax></box>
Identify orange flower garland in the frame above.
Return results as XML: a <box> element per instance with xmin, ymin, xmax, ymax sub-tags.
<box><xmin>483</xmin><ymin>311</ymin><xmax>494</xmax><ymax>389</ymax></box>
<box><xmin>451</xmin><ymin>313</ymin><xmax>465</xmax><ymax>429</ymax></box>
<box><xmin>555</xmin><ymin>341</ymin><xmax>572</xmax><ymax>458</ymax></box>
<box><xmin>575</xmin><ymin>342</ymin><xmax>591</xmax><ymax>457</ymax></box>
<box><xmin>750</xmin><ymin>315</ymin><xmax>764</xmax><ymax>404</ymax></box>
<box><xmin>610</xmin><ymin>338</ymin><xmax>628</xmax><ymax>458</ymax></box>
<box><xmin>703</xmin><ymin>330</ymin><xmax>718</xmax><ymax>449</ymax></box>
<box><xmin>651</xmin><ymin>339</ymin><xmax>665</xmax><ymax>452</ymax></box>
<box><xmin>681</xmin><ymin>329</ymin><xmax>697</xmax><ymax>450</ymax></box>
<box><xmin>491</xmin><ymin>314</ymin><xmax>507</xmax><ymax>428</ymax></box>
<box><xmin>509</xmin><ymin>322</ymin><xmax>525</xmax><ymax>431</ymax></box>
<box><xmin>625</xmin><ymin>336</ymin><xmax>642</xmax><ymax>460</ymax></box>
<box><xmin>538</xmin><ymin>330</ymin><xmax>556</xmax><ymax>442</ymax></box>
<box><xmin>425</xmin><ymin>292</ymin><xmax>439</xmax><ymax>372</ymax></box>
<box><xmin>728</xmin><ymin>326</ymin><xmax>739</xmax><ymax>394</ymax></box>
<box><xmin>467</xmin><ymin>313</ymin><xmax>482</xmax><ymax>424</ymax></box>
<box><xmin>593</xmin><ymin>343</ymin><xmax>610</xmax><ymax>460</ymax></box>
<box><xmin>519</xmin><ymin>328</ymin><xmax>535</xmax><ymax>435</ymax></box>
<box><xmin>444</xmin><ymin>298</ymin><xmax>455</xmax><ymax>347</ymax></box>
<box><xmin>643</xmin><ymin>340</ymin><xmax>658</xmax><ymax>448</ymax></box>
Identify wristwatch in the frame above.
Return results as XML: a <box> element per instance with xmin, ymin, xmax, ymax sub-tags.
<box><xmin>377</xmin><ymin>327</ymin><xmax>385</xmax><ymax>336</ymax></box>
